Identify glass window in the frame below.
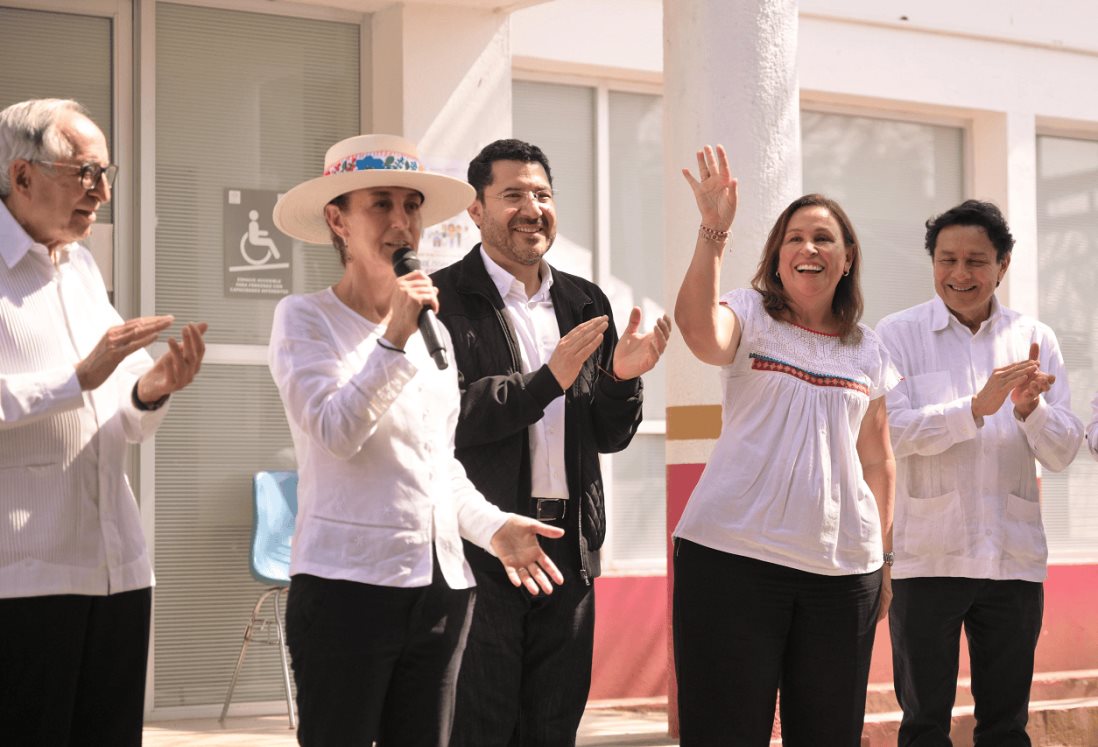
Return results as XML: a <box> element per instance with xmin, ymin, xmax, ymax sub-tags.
<box><xmin>512</xmin><ymin>80</ymin><xmax>596</xmax><ymax>278</ymax></box>
<box><xmin>609</xmin><ymin>90</ymin><xmax>665</xmax><ymax>416</ymax></box>
<box><xmin>604</xmin><ymin>433</ymin><xmax>666</xmax><ymax>568</ymax></box>
<box><xmin>802</xmin><ymin>111</ymin><xmax>965</xmax><ymax>326</ymax></box>
<box><xmin>0</xmin><ymin>7</ymin><xmax>113</xmax><ymax>223</ymax></box>
<box><xmin>155</xmin><ymin>2</ymin><xmax>358</xmax><ymax>346</ymax></box>
<box><xmin>513</xmin><ymin>79</ymin><xmax>667</xmax><ymax>572</ymax></box>
<box><xmin>153</xmin><ymin>363</ymin><xmax>298</xmax><ymax>708</ymax></box>
<box><xmin>1036</xmin><ymin>134</ymin><xmax>1098</xmax><ymax>562</ymax></box>
<box><xmin>152</xmin><ymin>2</ymin><xmax>361</xmax><ymax>709</ymax></box>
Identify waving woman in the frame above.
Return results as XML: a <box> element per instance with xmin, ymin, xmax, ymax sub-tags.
<box><xmin>672</xmin><ymin>144</ymin><xmax>899</xmax><ymax>746</ymax></box>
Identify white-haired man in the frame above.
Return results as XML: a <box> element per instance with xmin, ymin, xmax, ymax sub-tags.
<box><xmin>0</xmin><ymin>98</ymin><xmax>207</xmax><ymax>746</ymax></box>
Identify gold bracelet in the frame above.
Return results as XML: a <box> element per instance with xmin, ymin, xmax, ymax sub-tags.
<box><xmin>698</xmin><ymin>224</ymin><xmax>731</xmax><ymax>243</ymax></box>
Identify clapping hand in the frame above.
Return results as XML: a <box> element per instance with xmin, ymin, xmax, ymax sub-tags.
<box><xmin>136</xmin><ymin>322</ymin><xmax>209</xmax><ymax>404</ymax></box>
<box><xmin>548</xmin><ymin>316</ymin><xmax>609</xmax><ymax>390</ymax></box>
<box><xmin>76</xmin><ymin>315</ymin><xmax>175</xmax><ymax>392</ymax></box>
<box><xmin>972</xmin><ymin>343</ymin><xmax>1040</xmax><ymax>420</ymax></box>
<box><xmin>1011</xmin><ymin>343</ymin><xmax>1055</xmax><ymax>420</ymax></box>
<box><xmin>612</xmin><ymin>308</ymin><xmax>672</xmax><ymax>381</ymax></box>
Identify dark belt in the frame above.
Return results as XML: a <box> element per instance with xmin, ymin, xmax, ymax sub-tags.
<box><xmin>533</xmin><ymin>497</ymin><xmax>568</xmax><ymax>521</ymax></box>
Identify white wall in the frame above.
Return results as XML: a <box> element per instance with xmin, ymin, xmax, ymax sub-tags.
<box><xmin>511</xmin><ymin>0</ymin><xmax>1098</xmax><ymax>322</ymax></box>
<box><xmin>510</xmin><ymin>0</ymin><xmax>662</xmax><ymax>74</ymax></box>
<box><xmin>798</xmin><ymin>13</ymin><xmax>1098</xmax><ymax>123</ymax></box>
<box><xmin>512</xmin><ymin>0</ymin><xmax>1098</xmax><ymax>125</ymax></box>
<box><xmin>372</xmin><ymin>4</ymin><xmax>513</xmax><ymax>164</ymax></box>
<box><xmin>801</xmin><ymin>0</ymin><xmax>1098</xmax><ymax>56</ymax></box>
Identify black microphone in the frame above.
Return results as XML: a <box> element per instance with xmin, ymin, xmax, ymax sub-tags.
<box><xmin>391</xmin><ymin>247</ymin><xmax>448</xmax><ymax>370</ymax></box>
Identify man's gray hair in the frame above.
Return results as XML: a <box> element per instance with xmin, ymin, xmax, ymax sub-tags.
<box><xmin>0</xmin><ymin>98</ymin><xmax>88</xmax><ymax>197</ymax></box>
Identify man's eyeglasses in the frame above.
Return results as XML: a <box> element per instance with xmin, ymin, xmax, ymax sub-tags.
<box><xmin>486</xmin><ymin>189</ymin><xmax>555</xmax><ymax>206</ymax></box>
<box><xmin>34</xmin><ymin>161</ymin><xmax>119</xmax><ymax>190</ymax></box>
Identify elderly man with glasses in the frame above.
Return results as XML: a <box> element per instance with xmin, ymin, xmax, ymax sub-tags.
<box><xmin>0</xmin><ymin>98</ymin><xmax>207</xmax><ymax>746</ymax></box>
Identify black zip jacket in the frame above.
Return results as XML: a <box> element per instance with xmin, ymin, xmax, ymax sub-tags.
<box><xmin>432</xmin><ymin>245</ymin><xmax>643</xmax><ymax>583</ymax></box>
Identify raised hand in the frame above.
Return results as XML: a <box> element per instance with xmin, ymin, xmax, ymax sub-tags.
<box><xmin>681</xmin><ymin>144</ymin><xmax>738</xmax><ymax>231</ymax></box>
<box><xmin>612</xmin><ymin>307</ymin><xmax>672</xmax><ymax>381</ymax></box>
<box><xmin>490</xmin><ymin>515</ymin><xmax>566</xmax><ymax>595</ymax></box>
<box><xmin>76</xmin><ymin>315</ymin><xmax>175</xmax><ymax>391</ymax></box>
<box><xmin>136</xmin><ymin>322</ymin><xmax>209</xmax><ymax>404</ymax></box>
<box><xmin>548</xmin><ymin>316</ymin><xmax>609</xmax><ymax>390</ymax></box>
<box><xmin>972</xmin><ymin>343</ymin><xmax>1040</xmax><ymax>419</ymax></box>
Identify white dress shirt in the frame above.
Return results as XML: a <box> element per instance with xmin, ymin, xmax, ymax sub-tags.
<box><xmin>877</xmin><ymin>296</ymin><xmax>1084</xmax><ymax>582</ymax></box>
<box><xmin>268</xmin><ymin>288</ymin><xmax>508</xmax><ymax>589</ymax></box>
<box><xmin>480</xmin><ymin>247</ymin><xmax>568</xmax><ymax>500</ymax></box>
<box><xmin>0</xmin><ymin>199</ymin><xmax>165</xmax><ymax>599</ymax></box>
<box><xmin>674</xmin><ymin>289</ymin><xmax>901</xmax><ymax>576</ymax></box>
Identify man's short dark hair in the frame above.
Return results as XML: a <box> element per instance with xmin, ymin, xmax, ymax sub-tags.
<box><xmin>467</xmin><ymin>139</ymin><xmax>552</xmax><ymax>200</ymax></box>
<box><xmin>925</xmin><ymin>199</ymin><xmax>1015</xmax><ymax>262</ymax></box>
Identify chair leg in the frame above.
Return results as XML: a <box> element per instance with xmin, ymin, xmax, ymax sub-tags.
<box><xmin>220</xmin><ymin>587</ymin><xmax>280</xmax><ymax>724</ymax></box>
<box><xmin>273</xmin><ymin>586</ymin><xmax>297</xmax><ymax>729</ymax></box>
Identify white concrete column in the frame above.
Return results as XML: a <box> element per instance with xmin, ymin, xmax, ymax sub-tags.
<box><xmin>663</xmin><ymin>0</ymin><xmax>802</xmax><ymax>461</ymax></box>
<box><xmin>662</xmin><ymin>0</ymin><xmax>802</xmax><ymax>733</ymax></box>
<box><xmin>371</xmin><ymin>4</ymin><xmax>513</xmax><ymax>165</ymax></box>
<box><xmin>971</xmin><ymin>110</ymin><xmax>1039</xmax><ymax>317</ymax></box>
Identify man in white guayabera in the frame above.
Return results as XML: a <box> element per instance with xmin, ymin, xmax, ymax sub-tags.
<box><xmin>0</xmin><ymin>98</ymin><xmax>207</xmax><ymax>747</ymax></box>
<box><xmin>877</xmin><ymin>199</ymin><xmax>1084</xmax><ymax>746</ymax></box>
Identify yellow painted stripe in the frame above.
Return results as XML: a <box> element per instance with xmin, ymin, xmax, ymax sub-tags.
<box><xmin>666</xmin><ymin>404</ymin><xmax>722</xmax><ymax>441</ymax></box>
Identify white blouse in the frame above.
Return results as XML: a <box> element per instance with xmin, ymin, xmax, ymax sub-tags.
<box><xmin>268</xmin><ymin>288</ymin><xmax>508</xmax><ymax>590</ymax></box>
<box><xmin>674</xmin><ymin>288</ymin><xmax>901</xmax><ymax>576</ymax></box>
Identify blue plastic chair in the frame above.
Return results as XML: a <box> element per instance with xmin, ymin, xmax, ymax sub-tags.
<box><xmin>220</xmin><ymin>471</ymin><xmax>299</xmax><ymax>728</ymax></box>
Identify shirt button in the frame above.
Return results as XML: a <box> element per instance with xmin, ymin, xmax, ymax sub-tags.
<box><xmin>986</xmin><ymin>529</ymin><xmax>993</xmax><ymax>536</ymax></box>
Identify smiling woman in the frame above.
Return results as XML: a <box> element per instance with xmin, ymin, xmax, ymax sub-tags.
<box><xmin>671</xmin><ymin>143</ymin><xmax>899</xmax><ymax>745</ymax></box>
<box><xmin>755</xmin><ymin>195</ymin><xmax>863</xmax><ymax>340</ymax></box>
<box><xmin>266</xmin><ymin>132</ymin><xmax>565</xmax><ymax>746</ymax></box>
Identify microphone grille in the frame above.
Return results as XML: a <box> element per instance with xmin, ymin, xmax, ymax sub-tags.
<box><xmin>391</xmin><ymin>246</ymin><xmax>420</xmax><ymax>276</ymax></box>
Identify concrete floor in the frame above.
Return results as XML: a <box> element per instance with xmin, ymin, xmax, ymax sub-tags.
<box><xmin>142</xmin><ymin>702</ymin><xmax>677</xmax><ymax>747</ymax></box>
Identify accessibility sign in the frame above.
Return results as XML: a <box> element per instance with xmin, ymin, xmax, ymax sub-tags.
<box><xmin>224</xmin><ymin>189</ymin><xmax>292</xmax><ymax>298</ymax></box>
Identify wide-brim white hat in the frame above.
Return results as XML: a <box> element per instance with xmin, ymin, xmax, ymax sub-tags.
<box><xmin>273</xmin><ymin>134</ymin><xmax>475</xmax><ymax>245</ymax></box>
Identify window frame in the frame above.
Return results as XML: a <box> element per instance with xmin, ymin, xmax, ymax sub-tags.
<box><xmin>1033</xmin><ymin>129</ymin><xmax>1098</xmax><ymax>565</ymax></box>
<box><xmin>134</xmin><ymin>0</ymin><xmax>369</xmax><ymax>719</ymax></box>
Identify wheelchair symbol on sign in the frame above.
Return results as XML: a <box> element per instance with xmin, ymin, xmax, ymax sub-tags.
<box><xmin>230</xmin><ymin>211</ymin><xmax>290</xmax><ymax>272</ymax></box>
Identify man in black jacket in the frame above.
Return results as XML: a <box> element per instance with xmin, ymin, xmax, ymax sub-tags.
<box><xmin>433</xmin><ymin>139</ymin><xmax>671</xmax><ymax>747</ymax></box>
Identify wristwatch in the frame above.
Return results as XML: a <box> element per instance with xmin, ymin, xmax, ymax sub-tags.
<box><xmin>882</xmin><ymin>551</ymin><xmax>895</xmax><ymax>567</ymax></box>
<box><xmin>132</xmin><ymin>382</ymin><xmax>169</xmax><ymax>412</ymax></box>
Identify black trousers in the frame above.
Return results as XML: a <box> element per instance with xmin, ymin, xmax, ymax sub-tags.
<box><xmin>673</xmin><ymin>539</ymin><xmax>882</xmax><ymax>747</ymax></box>
<box><xmin>890</xmin><ymin>577</ymin><xmax>1044</xmax><ymax>747</ymax></box>
<box><xmin>0</xmin><ymin>587</ymin><xmax>152</xmax><ymax>747</ymax></box>
<box><xmin>285</xmin><ymin>567</ymin><xmax>475</xmax><ymax>747</ymax></box>
<box><xmin>450</xmin><ymin>514</ymin><xmax>594</xmax><ymax>747</ymax></box>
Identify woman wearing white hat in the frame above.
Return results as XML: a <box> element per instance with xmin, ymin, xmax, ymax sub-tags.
<box><xmin>268</xmin><ymin>134</ymin><xmax>566</xmax><ymax>747</ymax></box>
